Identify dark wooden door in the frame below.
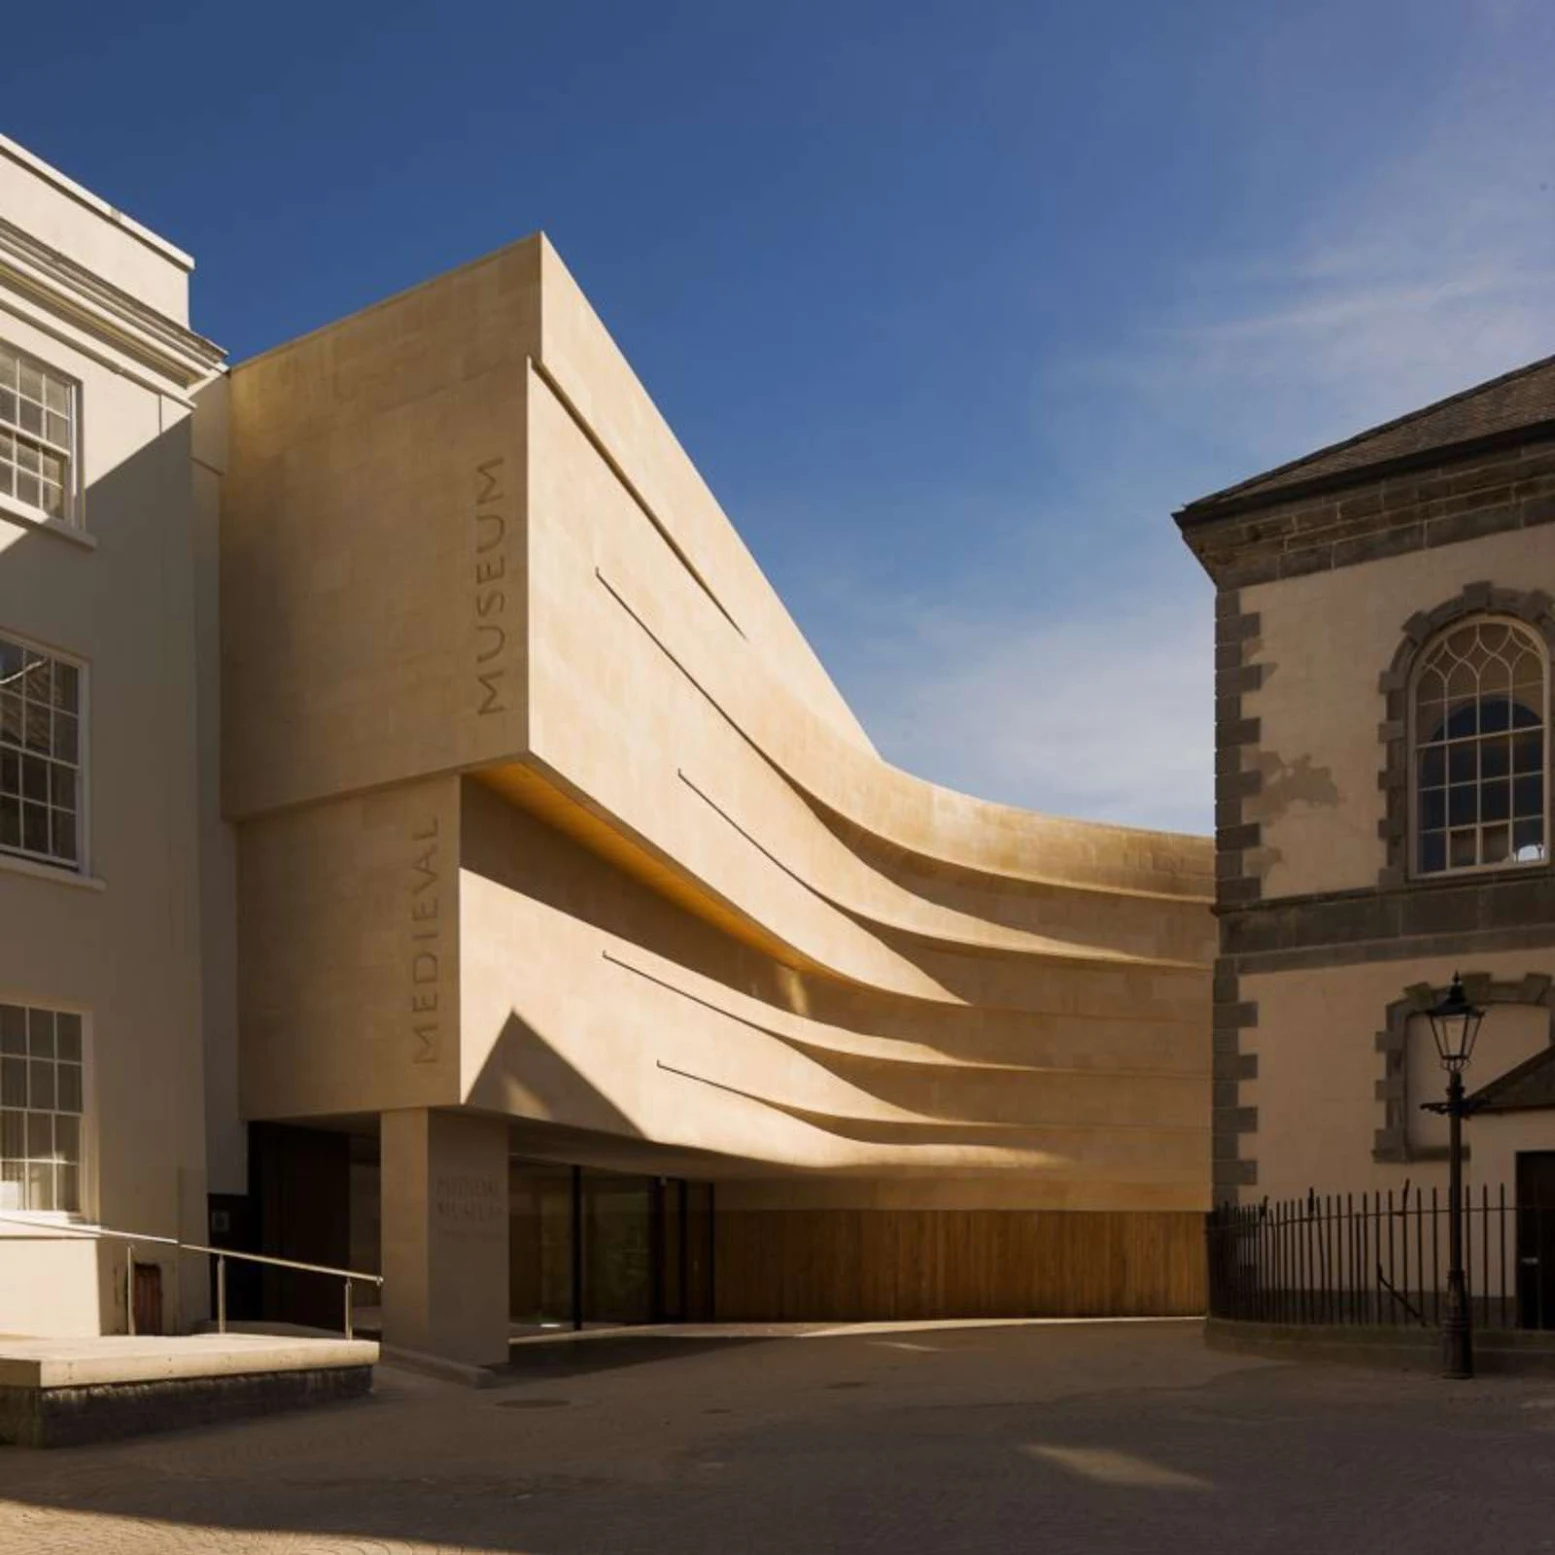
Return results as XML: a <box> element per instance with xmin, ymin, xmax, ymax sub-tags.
<box><xmin>132</xmin><ymin>1261</ymin><xmax>163</xmax><ymax>1336</ymax></box>
<box><xmin>1516</xmin><ymin>1152</ymin><xmax>1555</xmax><ymax>1329</ymax></box>
<box><xmin>251</xmin><ymin>1123</ymin><xmax>351</xmax><ymax>1330</ymax></box>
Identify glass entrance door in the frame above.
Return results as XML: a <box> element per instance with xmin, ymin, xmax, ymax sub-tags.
<box><xmin>657</xmin><ymin>1178</ymin><xmax>685</xmax><ymax>1322</ymax></box>
<box><xmin>509</xmin><ymin>1162</ymin><xmax>576</xmax><ymax>1327</ymax></box>
<box><xmin>584</xmin><ymin>1171</ymin><xmax>654</xmax><ymax>1324</ymax></box>
<box><xmin>509</xmin><ymin>1161</ymin><xmax>713</xmax><ymax>1327</ymax></box>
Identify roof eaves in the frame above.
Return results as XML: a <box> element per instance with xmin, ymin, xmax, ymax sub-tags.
<box><xmin>1176</xmin><ymin>349</ymin><xmax>1555</xmax><ymax>525</ymax></box>
<box><xmin>1466</xmin><ymin>1043</ymin><xmax>1555</xmax><ymax>1114</ymax></box>
<box><xmin>1175</xmin><ymin>415</ymin><xmax>1555</xmax><ymax>529</ymax></box>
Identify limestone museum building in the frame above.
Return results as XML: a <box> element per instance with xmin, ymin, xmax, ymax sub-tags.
<box><xmin>0</xmin><ymin>136</ymin><xmax>1216</xmax><ymax>1361</ymax></box>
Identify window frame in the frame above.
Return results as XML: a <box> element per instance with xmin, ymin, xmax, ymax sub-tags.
<box><xmin>0</xmin><ymin>1000</ymin><xmax>92</xmax><ymax>1225</ymax></box>
<box><xmin>1408</xmin><ymin>612</ymin><xmax>1549</xmax><ymax>881</ymax></box>
<box><xmin>0</xmin><ymin>340</ymin><xmax>82</xmax><ymax>531</ymax></box>
<box><xmin>0</xmin><ymin>628</ymin><xmax>89</xmax><ymax>878</ymax></box>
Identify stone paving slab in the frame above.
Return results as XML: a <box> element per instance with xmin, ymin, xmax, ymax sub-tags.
<box><xmin>0</xmin><ymin>1319</ymin><xmax>1552</xmax><ymax>1552</ymax></box>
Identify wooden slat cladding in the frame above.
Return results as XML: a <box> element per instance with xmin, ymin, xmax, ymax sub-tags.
<box><xmin>713</xmin><ymin>1209</ymin><xmax>1205</xmax><ymax>1321</ymax></box>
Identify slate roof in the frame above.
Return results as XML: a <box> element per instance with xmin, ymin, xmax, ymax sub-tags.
<box><xmin>1179</xmin><ymin>350</ymin><xmax>1555</xmax><ymax>522</ymax></box>
<box><xmin>1467</xmin><ymin>1044</ymin><xmax>1555</xmax><ymax>1115</ymax></box>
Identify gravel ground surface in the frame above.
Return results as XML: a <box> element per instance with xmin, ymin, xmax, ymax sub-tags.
<box><xmin>1</xmin><ymin>1318</ymin><xmax>1553</xmax><ymax>1553</ymax></box>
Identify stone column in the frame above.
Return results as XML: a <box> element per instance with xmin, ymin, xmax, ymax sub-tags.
<box><xmin>381</xmin><ymin>1109</ymin><xmax>509</xmax><ymax>1365</ymax></box>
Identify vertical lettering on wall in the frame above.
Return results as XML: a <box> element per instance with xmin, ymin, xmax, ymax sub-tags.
<box><xmin>409</xmin><ymin>817</ymin><xmax>441</xmax><ymax>1064</ymax></box>
<box><xmin>472</xmin><ymin>456</ymin><xmax>508</xmax><ymax>714</ymax></box>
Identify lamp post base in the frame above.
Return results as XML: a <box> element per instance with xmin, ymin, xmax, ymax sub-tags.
<box><xmin>1442</xmin><ymin>1272</ymin><xmax>1474</xmax><ymax>1380</ymax></box>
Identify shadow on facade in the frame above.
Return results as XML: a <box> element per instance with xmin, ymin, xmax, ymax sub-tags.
<box><xmin>479</xmin><ymin>1010</ymin><xmax>645</xmax><ymax>1139</ymax></box>
<box><xmin>0</xmin><ymin>416</ymin><xmax>219</xmax><ymax>1336</ymax></box>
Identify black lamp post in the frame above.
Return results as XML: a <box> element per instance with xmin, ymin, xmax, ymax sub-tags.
<box><xmin>1419</xmin><ymin>971</ymin><xmax>1486</xmax><ymax>1379</ymax></box>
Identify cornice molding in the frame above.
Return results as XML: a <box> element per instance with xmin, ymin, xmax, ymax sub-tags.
<box><xmin>1176</xmin><ymin>419</ymin><xmax>1555</xmax><ymax>528</ymax></box>
<box><xmin>0</xmin><ymin>215</ymin><xmax>223</xmax><ymax>388</ymax></box>
<box><xmin>1178</xmin><ymin>437</ymin><xmax>1555</xmax><ymax>589</ymax></box>
<box><xmin>0</xmin><ymin>135</ymin><xmax>193</xmax><ymax>269</ymax></box>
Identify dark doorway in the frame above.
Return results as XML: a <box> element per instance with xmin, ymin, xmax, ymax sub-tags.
<box><xmin>684</xmin><ymin>1180</ymin><xmax>714</xmax><ymax>1321</ymax></box>
<box><xmin>657</xmin><ymin>1178</ymin><xmax>685</xmax><ymax>1322</ymax></box>
<box><xmin>653</xmin><ymin>1178</ymin><xmax>715</xmax><ymax>1321</ymax></box>
<box><xmin>1517</xmin><ymin>1151</ymin><xmax>1555</xmax><ymax>1329</ymax></box>
<box><xmin>206</xmin><ymin>1191</ymin><xmax>261</xmax><ymax>1322</ymax></box>
<box><xmin>251</xmin><ymin>1122</ymin><xmax>351</xmax><ymax>1329</ymax></box>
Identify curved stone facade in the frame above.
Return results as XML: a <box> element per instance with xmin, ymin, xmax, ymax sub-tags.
<box><xmin>221</xmin><ymin>236</ymin><xmax>1213</xmax><ymax>1346</ymax></box>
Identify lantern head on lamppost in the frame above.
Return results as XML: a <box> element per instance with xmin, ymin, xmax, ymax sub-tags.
<box><xmin>1425</xmin><ymin>971</ymin><xmax>1485</xmax><ymax>1075</ymax></box>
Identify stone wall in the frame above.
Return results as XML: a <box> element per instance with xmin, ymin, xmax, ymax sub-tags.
<box><xmin>1183</xmin><ymin>426</ymin><xmax>1555</xmax><ymax>1204</ymax></box>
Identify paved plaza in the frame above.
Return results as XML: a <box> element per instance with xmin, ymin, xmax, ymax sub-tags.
<box><xmin>1</xmin><ymin>1319</ymin><xmax>1553</xmax><ymax>1553</ymax></box>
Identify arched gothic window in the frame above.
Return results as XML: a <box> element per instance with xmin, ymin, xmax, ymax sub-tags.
<box><xmin>1413</xmin><ymin>617</ymin><xmax>1547</xmax><ymax>876</ymax></box>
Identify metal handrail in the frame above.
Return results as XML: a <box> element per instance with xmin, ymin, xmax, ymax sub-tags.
<box><xmin>0</xmin><ymin>1212</ymin><xmax>382</xmax><ymax>1340</ymax></box>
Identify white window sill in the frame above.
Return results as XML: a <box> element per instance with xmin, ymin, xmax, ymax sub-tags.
<box><xmin>0</xmin><ymin>851</ymin><xmax>104</xmax><ymax>891</ymax></box>
<box><xmin>0</xmin><ymin>494</ymin><xmax>95</xmax><ymax>550</ymax></box>
<box><xmin>1411</xmin><ymin>858</ymin><xmax>1549</xmax><ymax>885</ymax></box>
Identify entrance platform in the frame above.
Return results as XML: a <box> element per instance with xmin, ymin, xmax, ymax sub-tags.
<box><xmin>0</xmin><ymin>1333</ymin><xmax>378</xmax><ymax>1448</ymax></box>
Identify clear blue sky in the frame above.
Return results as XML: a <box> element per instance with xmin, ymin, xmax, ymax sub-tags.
<box><xmin>7</xmin><ymin>1</ymin><xmax>1553</xmax><ymax>832</ymax></box>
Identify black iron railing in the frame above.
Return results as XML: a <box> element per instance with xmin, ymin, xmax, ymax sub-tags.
<box><xmin>1207</xmin><ymin>1187</ymin><xmax>1555</xmax><ymax>1331</ymax></box>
